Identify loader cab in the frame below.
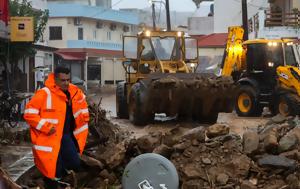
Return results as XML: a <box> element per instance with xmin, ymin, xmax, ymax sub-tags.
<box><xmin>245</xmin><ymin>39</ymin><xmax>299</xmax><ymax>71</ymax></box>
<box><xmin>141</xmin><ymin>37</ymin><xmax>179</xmax><ymax>61</ymax></box>
<box><xmin>123</xmin><ymin>30</ymin><xmax>198</xmax><ymax>76</ymax></box>
<box><xmin>245</xmin><ymin>40</ymin><xmax>283</xmax><ymax>73</ymax></box>
<box><xmin>244</xmin><ymin>39</ymin><xmax>299</xmax><ymax>87</ymax></box>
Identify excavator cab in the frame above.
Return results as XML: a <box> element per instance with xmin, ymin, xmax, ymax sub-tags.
<box><xmin>245</xmin><ymin>40</ymin><xmax>299</xmax><ymax>71</ymax></box>
<box><xmin>244</xmin><ymin>40</ymin><xmax>289</xmax><ymax>88</ymax></box>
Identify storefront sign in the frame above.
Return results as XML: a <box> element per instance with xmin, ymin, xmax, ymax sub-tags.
<box><xmin>10</xmin><ymin>17</ymin><xmax>34</xmax><ymax>42</ymax></box>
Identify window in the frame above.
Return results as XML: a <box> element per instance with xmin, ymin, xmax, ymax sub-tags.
<box><xmin>49</xmin><ymin>26</ymin><xmax>62</xmax><ymax>40</ymax></box>
<box><xmin>88</xmin><ymin>65</ymin><xmax>101</xmax><ymax>80</ymax></box>
<box><xmin>78</xmin><ymin>28</ymin><xmax>83</xmax><ymax>40</ymax></box>
<box><xmin>96</xmin><ymin>21</ymin><xmax>103</xmax><ymax>29</ymax></box>
<box><xmin>246</xmin><ymin>43</ymin><xmax>284</xmax><ymax>71</ymax></box>
<box><xmin>123</xmin><ymin>25</ymin><xmax>130</xmax><ymax>32</ymax></box>
<box><xmin>141</xmin><ymin>39</ymin><xmax>154</xmax><ymax>61</ymax></box>
<box><xmin>74</xmin><ymin>18</ymin><xmax>82</xmax><ymax>26</ymax></box>
<box><xmin>248</xmin><ymin>18</ymin><xmax>253</xmax><ymax>33</ymax></box>
<box><xmin>285</xmin><ymin>44</ymin><xmax>297</xmax><ymax>67</ymax></box>
<box><xmin>107</xmin><ymin>31</ymin><xmax>111</xmax><ymax>40</ymax></box>
<box><xmin>93</xmin><ymin>30</ymin><xmax>97</xmax><ymax>39</ymax></box>
<box><xmin>105</xmin><ymin>80</ymin><xmax>114</xmax><ymax>84</ymax></box>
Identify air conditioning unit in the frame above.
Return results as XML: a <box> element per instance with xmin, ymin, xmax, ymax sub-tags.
<box><xmin>74</xmin><ymin>17</ymin><xmax>82</xmax><ymax>26</ymax></box>
<box><xmin>96</xmin><ymin>21</ymin><xmax>103</xmax><ymax>29</ymax></box>
<box><xmin>110</xmin><ymin>24</ymin><xmax>117</xmax><ymax>31</ymax></box>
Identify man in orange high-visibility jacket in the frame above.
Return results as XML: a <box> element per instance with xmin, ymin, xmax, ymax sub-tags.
<box><xmin>24</xmin><ymin>66</ymin><xmax>89</xmax><ymax>189</ymax></box>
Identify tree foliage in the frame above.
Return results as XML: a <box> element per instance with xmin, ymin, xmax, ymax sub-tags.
<box><xmin>0</xmin><ymin>0</ymin><xmax>49</xmax><ymax>69</ymax></box>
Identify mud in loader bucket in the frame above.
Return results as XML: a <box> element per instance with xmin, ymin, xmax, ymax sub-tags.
<box><xmin>128</xmin><ymin>73</ymin><xmax>236</xmax><ymax>125</ymax></box>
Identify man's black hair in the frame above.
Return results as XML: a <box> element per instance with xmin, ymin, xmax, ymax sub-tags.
<box><xmin>54</xmin><ymin>66</ymin><xmax>70</xmax><ymax>78</ymax></box>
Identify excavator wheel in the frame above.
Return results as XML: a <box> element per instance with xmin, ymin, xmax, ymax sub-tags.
<box><xmin>277</xmin><ymin>93</ymin><xmax>300</xmax><ymax>116</ymax></box>
<box><xmin>116</xmin><ymin>81</ymin><xmax>129</xmax><ymax>119</ymax></box>
<box><xmin>128</xmin><ymin>83</ymin><xmax>153</xmax><ymax>126</ymax></box>
<box><xmin>235</xmin><ymin>85</ymin><xmax>263</xmax><ymax>117</ymax></box>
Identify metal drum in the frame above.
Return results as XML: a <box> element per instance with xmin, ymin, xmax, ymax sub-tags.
<box><xmin>122</xmin><ymin>153</ymin><xmax>179</xmax><ymax>189</ymax></box>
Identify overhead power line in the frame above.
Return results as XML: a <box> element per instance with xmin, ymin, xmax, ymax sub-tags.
<box><xmin>232</xmin><ymin>0</ymin><xmax>268</xmax><ymax>9</ymax></box>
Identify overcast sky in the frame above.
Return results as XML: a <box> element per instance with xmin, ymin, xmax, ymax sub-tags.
<box><xmin>112</xmin><ymin>0</ymin><xmax>197</xmax><ymax>12</ymax></box>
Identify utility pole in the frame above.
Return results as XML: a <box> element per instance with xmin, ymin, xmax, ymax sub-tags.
<box><xmin>241</xmin><ymin>0</ymin><xmax>249</xmax><ymax>40</ymax></box>
<box><xmin>165</xmin><ymin>0</ymin><xmax>171</xmax><ymax>31</ymax></box>
<box><xmin>151</xmin><ymin>3</ymin><xmax>156</xmax><ymax>30</ymax></box>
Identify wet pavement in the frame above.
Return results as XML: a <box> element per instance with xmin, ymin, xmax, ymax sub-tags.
<box><xmin>0</xmin><ymin>121</ymin><xmax>33</xmax><ymax>181</ymax></box>
<box><xmin>0</xmin><ymin>144</ymin><xmax>33</xmax><ymax>181</ymax></box>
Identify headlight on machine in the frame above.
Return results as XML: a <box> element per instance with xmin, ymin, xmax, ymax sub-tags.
<box><xmin>268</xmin><ymin>62</ymin><xmax>274</xmax><ymax>67</ymax></box>
<box><xmin>145</xmin><ymin>30</ymin><xmax>151</xmax><ymax>37</ymax></box>
<box><xmin>268</xmin><ymin>42</ymin><xmax>278</xmax><ymax>47</ymax></box>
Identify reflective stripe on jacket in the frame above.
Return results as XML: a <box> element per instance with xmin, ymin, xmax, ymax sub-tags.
<box><xmin>23</xmin><ymin>73</ymin><xmax>89</xmax><ymax>179</ymax></box>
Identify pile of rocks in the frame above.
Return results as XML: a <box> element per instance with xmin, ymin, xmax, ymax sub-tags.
<box><xmin>4</xmin><ymin>114</ymin><xmax>300</xmax><ymax>189</ymax></box>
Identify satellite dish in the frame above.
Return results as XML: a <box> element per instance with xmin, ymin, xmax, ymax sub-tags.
<box><xmin>122</xmin><ymin>153</ymin><xmax>179</xmax><ymax>189</ymax></box>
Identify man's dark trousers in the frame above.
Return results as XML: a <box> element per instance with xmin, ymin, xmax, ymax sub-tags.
<box><xmin>44</xmin><ymin>133</ymin><xmax>80</xmax><ymax>189</ymax></box>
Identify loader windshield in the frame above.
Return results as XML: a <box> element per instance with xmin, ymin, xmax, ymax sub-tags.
<box><xmin>284</xmin><ymin>43</ymin><xmax>298</xmax><ymax>67</ymax></box>
<box><xmin>294</xmin><ymin>43</ymin><xmax>300</xmax><ymax>66</ymax></box>
<box><xmin>247</xmin><ymin>43</ymin><xmax>284</xmax><ymax>71</ymax></box>
<box><xmin>151</xmin><ymin>37</ymin><xmax>177</xmax><ymax>60</ymax></box>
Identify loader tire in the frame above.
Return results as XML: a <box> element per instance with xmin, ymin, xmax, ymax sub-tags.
<box><xmin>235</xmin><ymin>85</ymin><xmax>263</xmax><ymax>117</ymax></box>
<box><xmin>276</xmin><ymin>93</ymin><xmax>300</xmax><ymax>116</ymax></box>
<box><xmin>116</xmin><ymin>81</ymin><xmax>129</xmax><ymax>119</ymax></box>
<box><xmin>128</xmin><ymin>83</ymin><xmax>153</xmax><ymax>126</ymax></box>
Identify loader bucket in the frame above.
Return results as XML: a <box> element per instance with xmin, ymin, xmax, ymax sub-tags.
<box><xmin>129</xmin><ymin>73</ymin><xmax>236</xmax><ymax>125</ymax></box>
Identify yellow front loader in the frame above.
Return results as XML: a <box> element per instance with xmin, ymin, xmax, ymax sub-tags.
<box><xmin>116</xmin><ymin>30</ymin><xmax>235</xmax><ymax>125</ymax></box>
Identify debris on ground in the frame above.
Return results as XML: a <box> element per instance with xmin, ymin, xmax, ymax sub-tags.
<box><xmin>0</xmin><ymin>124</ymin><xmax>30</xmax><ymax>145</ymax></box>
<box><xmin>0</xmin><ymin>167</ymin><xmax>21</xmax><ymax>189</ymax></box>
<box><xmin>1</xmin><ymin>105</ymin><xmax>300</xmax><ymax>189</ymax></box>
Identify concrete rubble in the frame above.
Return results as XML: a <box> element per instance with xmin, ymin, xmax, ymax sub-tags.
<box><xmin>1</xmin><ymin>102</ymin><xmax>300</xmax><ymax>188</ymax></box>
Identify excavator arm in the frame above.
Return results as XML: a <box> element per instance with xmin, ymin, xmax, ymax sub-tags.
<box><xmin>221</xmin><ymin>26</ymin><xmax>245</xmax><ymax>77</ymax></box>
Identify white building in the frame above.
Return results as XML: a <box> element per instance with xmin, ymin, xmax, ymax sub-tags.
<box><xmin>191</xmin><ymin>0</ymin><xmax>300</xmax><ymax>38</ymax></box>
<box><xmin>213</xmin><ymin>0</ymin><xmax>269</xmax><ymax>33</ymax></box>
<box><xmin>48</xmin><ymin>0</ymin><xmax>112</xmax><ymax>8</ymax></box>
<box><xmin>47</xmin><ymin>2</ymin><xmax>139</xmax><ymax>88</ymax></box>
<box><xmin>189</xmin><ymin>0</ymin><xmax>300</xmax><ymax>73</ymax></box>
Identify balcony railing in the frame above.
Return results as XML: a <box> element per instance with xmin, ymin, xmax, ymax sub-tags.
<box><xmin>67</xmin><ymin>40</ymin><xmax>122</xmax><ymax>51</ymax></box>
<box><xmin>265</xmin><ymin>10</ymin><xmax>300</xmax><ymax>27</ymax></box>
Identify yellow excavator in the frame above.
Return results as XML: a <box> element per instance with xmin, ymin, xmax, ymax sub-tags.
<box><xmin>221</xmin><ymin>26</ymin><xmax>300</xmax><ymax>116</ymax></box>
<box><xmin>116</xmin><ymin>30</ymin><xmax>235</xmax><ymax>125</ymax></box>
